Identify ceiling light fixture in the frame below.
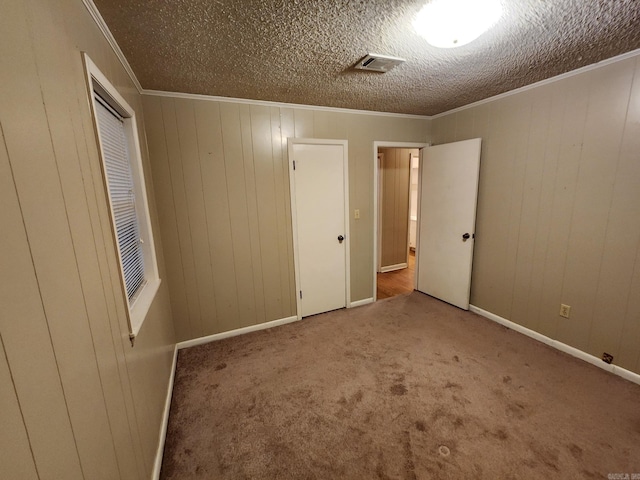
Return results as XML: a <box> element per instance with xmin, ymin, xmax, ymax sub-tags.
<box><xmin>413</xmin><ymin>0</ymin><xmax>502</xmax><ymax>49</ymax></box>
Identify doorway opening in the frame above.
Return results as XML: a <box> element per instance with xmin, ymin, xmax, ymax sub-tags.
<box><xmin>373</xmin><ymin>142</ymin><xmax>428</xmax><ymax>301</ymax></box>
<box><xmin>374</xmin><ymin>139</ymin><xmax>481</xmax><ymax>309</ymax></box>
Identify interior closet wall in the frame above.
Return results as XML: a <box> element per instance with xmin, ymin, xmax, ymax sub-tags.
<box><xmin>431</xmin><ymin>53</ymin><xmax>640</xmax><ymax>375</ymax></box>
<box><xmin>143</xmin><ymin>94</ymin><xmax>430</xmax><ymax>341</ymax></box>
<box><xmin>409</xmin><ymin>154</ymin><xmax>419</xmax><ymax>250</ymax></box>
<box><xmin>378</xmin><ymin>148</ymin><xmax>416</xmax><ymax>270</ymax></box>
<box><xmin>0</xmin><ymin>1</ymin><xmax>176</xmax><ymax>478</ymax></box>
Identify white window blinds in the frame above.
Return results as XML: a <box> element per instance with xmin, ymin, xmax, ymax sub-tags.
<box><xmin>94</xmin><ymin>94</ymin><xmax>145</xmax><ymax>300</ymax></box>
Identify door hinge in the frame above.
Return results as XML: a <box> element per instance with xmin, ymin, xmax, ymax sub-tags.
<box><xmin>299</xmin><ymin>290</ymin><xmax>303</xmax><ymax>299</ymax></box>
<box><xmin>293</xmin><ymin>160</ymin><xmax>296</xmax><ymax>170</ymax></box>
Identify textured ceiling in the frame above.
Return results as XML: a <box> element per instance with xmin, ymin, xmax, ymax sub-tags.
<box><xmin>93</xmin><ymin>0</ymin><xmax>640</xmax><ymax>116</ymax></box>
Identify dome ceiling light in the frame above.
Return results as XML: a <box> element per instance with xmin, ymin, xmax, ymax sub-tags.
<box><xmin>413</xmin><ymin>0</ymin><xmax>503</xmax><ymax>48</ymax></box>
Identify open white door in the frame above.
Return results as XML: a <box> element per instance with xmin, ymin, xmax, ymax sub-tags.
<box><xmin>417</xmin><ymin>138</ymin><xmax>481</xmax><ymax>310</ymax></box>
<box><xmin>290</xmin><ymin>140</ymin><xmax>350</xmax><ymax>318</ymax></box>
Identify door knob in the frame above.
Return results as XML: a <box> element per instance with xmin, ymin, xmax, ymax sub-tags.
<box><xmin>338</xmin><ymin>235</ymin><xmax>345</xmax><ymax>243</ymax></box>
<box><xmin>462</xmin><ymin>233</ymin><xmax>471</xmax><ymax>242</ymax></box>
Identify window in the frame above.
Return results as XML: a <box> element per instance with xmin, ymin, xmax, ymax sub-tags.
<box><xmin>83</xmin><ymin>54</ymin><xmax>160</xmax><ymax>340</ymax></box>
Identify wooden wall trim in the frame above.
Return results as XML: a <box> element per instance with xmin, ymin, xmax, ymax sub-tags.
<box><xmin>81</xmin><ymin>0</ymin><xmax>143</xmax><ymax>93</ymax></box>
<box><xmin>432</xmin><ymin>47</ymin><xmax>640</xmax><ymax>119</ymax></box>
<box><xmin>143</xmin><ymin>90</ymin><xmax>432</xmax><ymax>120</ymax></box>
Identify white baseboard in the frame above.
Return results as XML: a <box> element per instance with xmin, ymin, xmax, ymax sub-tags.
<box><xmin>350</xmin><ymin>297</ymin><xmax>374</xmax><ymax>308</ymax></box>
<box><xmin>154</xmin><ymin>304</ymin><xmax>640</xmax><ymax>478</ymax></box>
<box><xmin>380</xmin><ymin>263</ymin><xmax>408</xmax><ymax>273</ymax></box>
<box><xmin>469</xmin><ymin>305</ymin><xmax>640</xmax><ymax>386</ymax></box>
<box><xmin>176</xmin><ymin>316</ymin><xmax>299</xmax><ymax>350</ymax></box>
<box><xmin>153</xmin><ymin>315</ymin><xmax>299</xmax><ymax>477</ymax></box>
<box><xmin>152</xmin><ymin>345</ymin><xmax>178</xmax><ymax>480</ymax></box>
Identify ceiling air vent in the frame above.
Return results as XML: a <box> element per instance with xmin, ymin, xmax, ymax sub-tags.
<box><xmin>354</xmin><ymin>54</ymin><xmax>406</xmax><ymax>73</ymax></box>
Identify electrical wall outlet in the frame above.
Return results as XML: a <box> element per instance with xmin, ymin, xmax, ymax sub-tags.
<box><xmin>602</xmin><ymin>352</ymin><xmax>614</xmax><ymax>364</ymax></box>
<box><xmin>354</xmin><ymin>209</ymin><xmax>360</xmax><ymax>219</ymax></box>
<box><xmin>559</xmin><ymin>304</ymin><xmax>571</xmax><ymax>318</ymax></box>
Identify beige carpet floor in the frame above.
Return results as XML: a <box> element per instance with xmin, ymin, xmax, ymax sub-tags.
<box><xmin>161</xmin><ymin>292</ymin><xmax>640</xmax><ymax>479</ymax></box>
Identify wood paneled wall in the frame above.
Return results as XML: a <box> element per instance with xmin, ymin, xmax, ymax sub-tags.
<box><xmin>143</xmin><ymin>94</ymin><xmax>430</xmax><ymax>341</ymax></box>
<box><xmin>432</xmin><ymin>54</ymin><xmax>640</xmax><ymax>375</ymax></box>
<box><xmin>379</xmin><ymin>148</ymin><xmax>414</xmax><ymax>269</ymax></box>
<box><xmin>0</xmin><ymin>1</ymin><xmax>175</xmax><ymax>478</ymax></box>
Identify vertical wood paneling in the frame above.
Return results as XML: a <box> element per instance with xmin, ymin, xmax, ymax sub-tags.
<box><xmin>280</xmin><ymin>108</ymin><xmax>297</xmax><ymax>314</ymax></box>
<box><xmin>558</xmin><ymin>60</ymin><xmax>634</xmax><ymax>351</ymax></box>
<box><xmin>70</xmin><ymin>103</ymin><xmax>147</xmax><ymax>479</ymax></box>
<box><xmin>87</xmin><ymin>88</ymin><xmax>171</xmax><ymax>478</ymax></box>
<box><xmin>121</xmin><ymin>295</ymin><xmax>175</xmax><ymax>476</ymax></box>
<box><xmin>294</xmin><ymin>108</ymin><xmax>314</xmax><ymax>138</ymax></box>
<box><xmin>2</xmin><ymin>2</ymin><xmax>120</xmax><ymax>476</ymax></box>
<box><xmin>162</xmin><ymin>97</ymin><xmax>203</xmax><ymax>337</ymax></box>
<box><xmin>616</xmin><ymin>61</ymin><xmax>640</xmax><ymax>373</ymax></box>
<box><xmin>433</xmin><ymin>54</ymin><xmax>640</xmax><ymax>374</ymax></box>
<box><xmin>588</xmin><ymin>59</ymin><xmax>640</xmax><ymax>367</ymax></box>
<box><xmin>312</xmin><ymin>110</ymin><xmax>333</xmax><ymax>138</ymax></box>
<box><xmin>454</xmin><ymin>110</ymin><xmax>474</xmax><ymax>140</ymax></box>
<box><xmin>239</xmin><ymin>104</ymin><xmax>265</xmax><ymax>326</ymax></box>
<box><xmin>145</xmin><ymin>96</ymin><xmax>429</xmax><ymax>339</ymax></box>
<box><xmin>536</xmin><ymin>73</ymin><xmax>589</xmax><ymax>339</ymax></box>
<box><xmin>525</xmin><ymin>82</ymin><xmax>566</xmax><ymax>333</ymax></box>
<box><xmin>313</xmin><ymin>110</ymin><xmax>349</xmax><ymax>140</ymax></box>
<box><xmin>431</xmin><ymin>117</ymin><xmax>445</xmax><ymax>144</ymax></box>
<box><xmin>620</xmin><ymin>244</ymin><xmax>640</xmax><ymax>372</ymax></box>
<box><xmin>174</xmin><ymin>99</ymin><xmax>217</xmax><ymax>334</ymax></box>
<box><xmin>27</xmin><ymin>1</ymin><xmax>148</xmax><ymax>476</ymax></box>
<box><xmin>510</xmin><ymin>88</ymin><xmax>552</xmax><ymax>330</ymax></box>
<box><xmin>380</xmin><ymin>148</ymin><xmax>396</xmax><ymax>267</ymax></box>
<box><xmin>379</xmin><ymin>148</ymin><xmax>411</xmax><ymax>268</ymax></box>
<box><xmin>348</xmin><ymin>115</ymin><xmax>377</xmax><ymax>302</ymax></box>
<box><xmin>396</xmin><ymin>149</ymin><xmax>411</xmax><ymax>263</ymax></box>
<box><xmin>143</xmin><ymin>96</ymin><xmax>191</xmax><ymax>341</ymax></box>
<box><xmin>195</xmin><ymin>100</ymin><xmax>242</xmax><ymax>331</ymax></box>
<box><xmin>393</xmin><ymin>150</ymin><xmax>405</xmax><ymax>262</ymax></box>
<box><xmin>271</xmin><ymin>107</ymin><xmax>294</xmax><ymax>316</ymax></box>
<box><xmin>347</xmin><ymin>118</ymin><xmax>367</xmax><ymax>299</ymax></box>
<box><xmin>467</xmin><ymin>103</ymin><xmax>493</xmax><ymax>307</ymax></box>
<box><xmin>439</xmin><ymin>113</ymin><xmax>457</xmax><ymax>144</ymax></box>
<box><xmin>2</xmin><ymin>1</ymin><xmax>176</xmax><ymax>478</ymax></box>
<box><xmin>220</xmin><ymin>102</ymin><xmax>255</xmax><ymax>331</ymax></box>
<box><xmin>502</xmin><ymin>94</ymin><xmax>533</xmax><ymax>321</ymax></box>
<box><xmin>0</xmin><ymin>337</ymin><xmax>39</xmax><ymax>480</ymax></box>
<box><xmin>0</xmin><ymin>126</ymin><xmax>82</xmax><ymax>479</ymax></box>
<box><xmin>251</xmin><ymin>105</ymin><xmax>283</xmax><ymax>321</ymax></box>
<box><xmin>71</xmin><ymin>63</ymin><xmax>148</xmax><ymax>480</ymax></box>
<box><xmin>472</xmin><ymin>97</ymin><xmax>528</xmax><ymax>317</ymax></box>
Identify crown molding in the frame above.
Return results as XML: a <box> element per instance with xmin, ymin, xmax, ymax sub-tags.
<box><xmin>432</xmin><ymin>47</ymin><xmax>640</xmax><ymax>119</ymax></box>
<box><xmin>142</xmin><ymin>89</ymin><xmax>432</xmax><ymax>120</ymax></box>
<box><xmin>81</xmin><ymin>0</ymin><xmax>640</xmax><ymax>122</ymax></box>
<box><xmin>82</xmin><ymin>0</ymin><xmax>428</xmax><ymax>119</ymax></box>
<box><xmin>81</xmin><ymin>0</ymin><xmax>143</xmax><ymax>93</ymax></box>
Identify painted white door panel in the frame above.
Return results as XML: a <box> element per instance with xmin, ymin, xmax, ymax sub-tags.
<box><xmin>292</xmin><ymin>143</ymin><xmax>348</xmax><ymax>317</ymax></box>
<box><xmin>417</xmin><ymin>138</ymin><xmax>481</xmax><ymax>309</ymax></box>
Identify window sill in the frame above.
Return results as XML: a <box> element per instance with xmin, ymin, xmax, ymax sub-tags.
<box><xmin>128</xmin><ymin>277</ymin><xmax>161</xmax><ymax>341</ymax></box>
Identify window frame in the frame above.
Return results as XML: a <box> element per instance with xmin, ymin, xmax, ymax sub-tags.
<box><xmin>83</xmin><ymin>53</ymin><xmax>160</xmax><ymax>341</ymax></box>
